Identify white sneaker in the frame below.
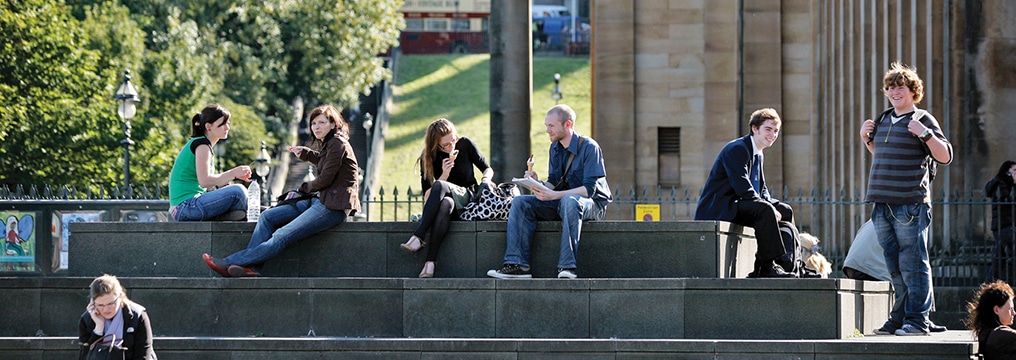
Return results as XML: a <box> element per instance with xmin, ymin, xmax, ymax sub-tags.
<box><xmin>894</xmin><ymin>324</ymin><xmax>929</xmax><ymax>336</ymax></box>
<box><xmin>557</xmin><ymin>268</ymin><xmax>577</xmax><ymax>279</ymax></box>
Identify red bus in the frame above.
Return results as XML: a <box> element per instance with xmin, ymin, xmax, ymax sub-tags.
<box><xmin>399</xmin><ymin>0</ymin><xmax>490</xmax><ymax>54</ymax></box>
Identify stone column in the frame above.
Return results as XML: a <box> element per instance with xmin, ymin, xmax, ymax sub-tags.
<box><xmin>489</xmin><ymin>0</ymin><xmax>532</xmax><ymax>182</ymax></box>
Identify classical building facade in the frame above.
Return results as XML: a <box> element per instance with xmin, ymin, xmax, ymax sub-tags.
<box><xmin>589</xmin><ymin>0</ymin><xmax>1016</xmax><ymax>250</ymax></box>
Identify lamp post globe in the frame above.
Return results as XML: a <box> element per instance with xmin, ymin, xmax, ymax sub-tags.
<box><xmin>552</xmin><ymin>73</ymin><xmax>562</xmax><ymax>103</ymax></box>
<box><xmin>254</xmin><ymin>141</ymin><xmax>272</xmax><ymax>204</ymax></box>
<box><xmin>114</xmin><ymin>70</ymin><xmax>140</xmax><ymax>196</ymax></box>
<box><xmin>213</xmin><ymin>138</ymin><xmax>228</xmax><ymax>173</ymax></box>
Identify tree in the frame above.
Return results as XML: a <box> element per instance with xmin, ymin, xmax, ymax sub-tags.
<box><xmin>0</xmin><ymin>0</ymin><xmax>144</xmax><ymax>189</ymax></box>
<box><xmin>0</xmin><ymin>0</ymin><xmax>403</xmax><ymax>190</ymax></box>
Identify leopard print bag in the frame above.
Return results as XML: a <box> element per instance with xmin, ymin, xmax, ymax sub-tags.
<box><xmin>460</xmin><ymin>182</ymin><xmax>519</xmax><ymax>220</ymax></box>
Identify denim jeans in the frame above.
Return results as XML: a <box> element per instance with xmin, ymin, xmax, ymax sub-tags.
<box><xmin>224</xmin><ymin>197</ymin><xmax>348</xmax><ymax>270</ymax></box>
<box><xmin>502</xmin><ymin>194</ymin><xmax>604</xmax><ymax>269</ymax></box>
<box><xmin>871</xmin><ymin>203</ymin><xmax>933</xmax><ymax>331</ymax></box>
<box><xmin>172</xmin><ymin>184</ymin><xmax>248</xmax><ymax>221</ymax></box>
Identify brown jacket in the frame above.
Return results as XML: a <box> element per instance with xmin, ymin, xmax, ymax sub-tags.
<box><xmin>298</xmin><ymin>130</ymin><xmax>361</xmax><ymax>214</ymax></box>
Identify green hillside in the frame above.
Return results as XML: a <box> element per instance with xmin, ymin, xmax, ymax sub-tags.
<box><xmin>383</xmin><ymin>54</ymin><xmax>592</xmax><ymax>195</ymax></box>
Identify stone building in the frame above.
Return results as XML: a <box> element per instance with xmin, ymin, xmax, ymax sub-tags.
<box><xmin>588</xmin><ymin>0</ymin><xmax>1016</xmax><ymax>249</ymax></box>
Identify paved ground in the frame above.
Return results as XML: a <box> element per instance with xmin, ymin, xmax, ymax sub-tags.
<box><xmin>845</xmin><ymin>330</ymin><xmax>975</xmax><ymax>343</ymax></box>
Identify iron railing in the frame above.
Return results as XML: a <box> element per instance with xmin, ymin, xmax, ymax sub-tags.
<box><xmin>3</xmin><ymin>182</ymin><xmax>1013</xmax><ymax>286</ymax></box>
<box><xmin>359</xmin><ymin>184</ymin><xmax>1016</xmax><ymax>286</ymax></box>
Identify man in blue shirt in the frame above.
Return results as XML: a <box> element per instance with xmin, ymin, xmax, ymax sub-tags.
<box><xmin>487</xmin><ymin>104</ymin><xmax>612</xmax><ymax>279</ymax></box>
<box><xmin>695</xmin><ymin>108</ymin><xmax>797</xmax><ymax>278</ymax></box>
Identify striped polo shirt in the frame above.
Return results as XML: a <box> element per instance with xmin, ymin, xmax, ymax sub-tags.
<box><xmin>864</xmin><ymin>109</ymin><xmax>949</xmax><ymax>205</ymax></box>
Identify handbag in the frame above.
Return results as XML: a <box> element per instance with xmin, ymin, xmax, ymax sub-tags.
<box><xmin>274</xmin><ymin>190</ymin><xmax>317</xmax><ymax>207</ymax></box>
<box><xmin>85</xmin><ymin>333</ymin><xmax>125</xmax><ymax>360</ymax></box>
<box><xmin>460</xmin><ymin>182</ymin><xmax>519</xmax><ymax>220</ymax></box>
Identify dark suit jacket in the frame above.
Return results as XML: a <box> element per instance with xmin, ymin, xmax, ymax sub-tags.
<box><xmin>695</xmin><ymin>134</ymin><xmax>770</xmax><ymax>221</ymax></box>
<box><xmin>298</xmin><ymin>129</ymin><xmax>362</xmax><ymax>214</ymax></box>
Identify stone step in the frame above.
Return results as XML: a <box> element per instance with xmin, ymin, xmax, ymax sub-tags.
<box><xmin>0</xmin><ymin>335</ymin><xmax>977</xmax><ymax>359</ymax></box>
<box><xmin>68</xmin><ymin>220</ymin><xmax>758</xmax><ymax>278</ymax></box>
<box><xmin>2</xmin><ymin>277</ymin><xmax>888</xmax><ymax>340</ymax></box>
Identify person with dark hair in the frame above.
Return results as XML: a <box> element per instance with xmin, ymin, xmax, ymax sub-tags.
<box><xmin>202</xmin><ymin>105</ymin><xmax>360</xmax><ymax>277</ymax></box>
<box><xmin>487</xmin><ymin>104</ymin><xmax>611</xmax><ymax>279</ymax></box>
<box><xmin>400</xmin><ymin>118</ymin><xmax>493</xmax><ymax>277</ymax></box>
<box><xmin>168</xmin><ymin>104</ymin><xmax>252</xmax><ymax>221</ymax></box>
<box><xmin>860</xmin><ymin>61</ymin><xmax>953</xmax><ymax>336</ymax></box>
<box><xmin>987</xmin><ymin>160</ymin><xmax>1016</xmax><ymax>282</ymax></box>
<box><xmin>967</xmin><ymin>281</ymin><xmax>1016</xmax><ymax>359</ymax></box>
<box><xmin>78</xmin><ymin>274</ymin><xmax>156</xmax><ymax>359</ymax></box>
<box><xmin>694</xmin><ymin>108</ymin><xmax>797</xmax><ymax>278</ymax></box>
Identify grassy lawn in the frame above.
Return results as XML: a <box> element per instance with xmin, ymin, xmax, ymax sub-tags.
<box><xmin>383</xmin><ymin>54</ymin><xmax>592</xmax><ymax>198</ymax></box>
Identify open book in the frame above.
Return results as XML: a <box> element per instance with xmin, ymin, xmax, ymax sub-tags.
<box><xmin>512</xmin><ymin>177</ymin><xmax>551</xmax><ymax>193</ymax></box>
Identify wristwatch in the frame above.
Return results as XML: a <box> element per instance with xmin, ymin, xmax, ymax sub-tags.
<box><xmin>919</xmin><ymin>128</ymin><xmax>934</xmax><ymax>142</ymax></box>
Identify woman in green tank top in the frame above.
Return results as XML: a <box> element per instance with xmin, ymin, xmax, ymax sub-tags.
<box><xmin>168</xmin><ymin>104</ymin><xmax>252</xmax><ymax>221</ymax></box>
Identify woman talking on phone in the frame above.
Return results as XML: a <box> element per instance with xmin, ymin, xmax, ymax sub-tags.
<box><xmin>78</xmin><ymin>274</ymin><xmax>156</xmax><ymax>359</ymax></box>
<box><xmin>400</xmin><ymin>118</ymin><xmax>493</xmax><ymax>277</ymax></box>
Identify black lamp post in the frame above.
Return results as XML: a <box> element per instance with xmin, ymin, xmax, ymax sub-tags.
<box><xmin>552</xmin><ymin>73</ymin><xmax>562</xmax><ymax>104</ymax></box>
<box><xmin>213</xmin><ymin>138</ymin><xmax>228</xmax><ymax>173</ymax></box>
<box><xmin>114</xmin><ymin>70</ymin><xmax>139</xmax><ymax>196</ymax></box>
<box><xmin>254</xmin><ymin>141</ymin><xmax>272</xmax><ymax>205</ymax></box>
<box><xmin>362</xmin><ymin>112</ymin><xmax>374</xmax><ymax>155</ymax></box>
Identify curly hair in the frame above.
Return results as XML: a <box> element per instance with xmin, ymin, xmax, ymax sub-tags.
<box><xmin>967</xmin><ymin>281</ymin><xmax>1014</xmax><ymax>340</ymax></box>
<box><xmin>882</xmin><ymin>61</ymin><xmax>925</xmax><ymax>104</ymax></box>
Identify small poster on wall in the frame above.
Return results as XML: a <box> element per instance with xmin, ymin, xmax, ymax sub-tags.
<box><xmin>51</xmin><ymin>211</ymin><xmax>104</xmax><ymax>272</ymax></box>
<box><xmin>635</xmin><ymin>204</ymin><xmax>660</xmax><ymax>222</ymax></box>
<box><xmin>1</xmin><ymin>211</ymin><xmax>37</xmax><ymax>272</ymax></box>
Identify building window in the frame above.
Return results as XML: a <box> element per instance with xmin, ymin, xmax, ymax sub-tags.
<box><xmin>658</xmin><ymin>127</ymin><xmax>681</xmax><ymax>185</ymax></box>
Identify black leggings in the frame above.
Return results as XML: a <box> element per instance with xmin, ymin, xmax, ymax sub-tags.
<box><xmin>414</xmin><ymin>181</ymin><xmax>458</xmax><ymax>262</ymax></box>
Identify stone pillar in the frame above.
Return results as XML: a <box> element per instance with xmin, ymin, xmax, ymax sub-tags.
<box><xmin>489</xmin><ymin>0</ymin><xmax>532</xmax><ymax>182</ymax></box>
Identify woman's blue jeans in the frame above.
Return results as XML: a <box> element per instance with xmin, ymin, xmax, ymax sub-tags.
<box><xmin>172</xmin><ymin>184</ymin><xmax>248</xmax><ymax>221</ymax></box>
<box><xmin>224</xmin><ymin>197</ymin><xmax>348</xmax><ymax>271</ymax></box>
<box><xmin>871</xmin><ymin>203</ymin><xmax>933</xmax><ymax>331</ymax></box>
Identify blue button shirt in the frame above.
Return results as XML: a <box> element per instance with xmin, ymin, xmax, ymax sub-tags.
<box><xmin>546</xmin><ymin>132</ymin><xmax>612</xmax><ymax>208</ymax></box>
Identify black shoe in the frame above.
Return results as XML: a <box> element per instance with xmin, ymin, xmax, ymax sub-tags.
<box><xmin>756</xmin><ymin>262</ymin><xmax>798</xmax><ymax>278</ymax></box>
<box><xmin>486</xmin><ymin>264</ymin><xmax>532</xmax><ymax>279</ymax></box>
<box><xmin>929</xmin><ymin>321</ymin><xmax>947</xmax><ymax>333</ymax></box>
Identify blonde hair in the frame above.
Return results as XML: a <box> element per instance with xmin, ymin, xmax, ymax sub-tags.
<box><xmin>89</xmin><ymin>274</ymin><xmax>131</xmax><ymax>307</ymax></box>
<box><xmin>798</xmin><ymin>232</ymin><xmax>832</xmax><ymax>277</ymax></box>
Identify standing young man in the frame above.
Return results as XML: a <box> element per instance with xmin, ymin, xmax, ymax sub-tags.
<box><xmin>860</xmin><ymin>61</ymin><xmax>953</xmax><ymax>336</ymax></box>
<box><xmin>695</xmin><ymin>108</ymin><xmax>797</xmax><ymax>278</ymax></box>
<box><xmin>487</xmin><ymin>104</ymin><xmax>612</xmax><ymax>279</ymax></box>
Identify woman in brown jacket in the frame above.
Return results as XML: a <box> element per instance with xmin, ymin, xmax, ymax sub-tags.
<box><xmin>202</xmin><ymin>105</ymin><xmax>360</xmax><ymax>277</ymax></box>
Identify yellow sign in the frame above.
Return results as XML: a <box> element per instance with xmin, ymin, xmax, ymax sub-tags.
<box><xmin>635</xmin><ymin>204</ymin><xmax>660</xmax><ymax>222</ymax></box>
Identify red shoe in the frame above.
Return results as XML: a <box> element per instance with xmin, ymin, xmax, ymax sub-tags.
<box><xmin>228</xmin><ymin>265</ymin><xmax>261</xmax><ymax>277</ymax></box>
<box><xmin>202</xmin><ymin>253</ymin><xmax>231</xmax><ymax>277</ymax></box>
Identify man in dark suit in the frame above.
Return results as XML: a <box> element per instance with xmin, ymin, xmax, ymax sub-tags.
<box><xmin>695</xmin><ymin>108</ymin><xmax>797</xmax><ymax>278</ymax></box>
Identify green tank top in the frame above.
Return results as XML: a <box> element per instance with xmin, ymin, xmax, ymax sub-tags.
<box><xmin>169</xmin><ymin>137</ymin><xmax>211</xmax><ymax>206</ymax></box>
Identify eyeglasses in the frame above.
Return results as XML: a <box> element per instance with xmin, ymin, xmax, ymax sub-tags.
<box><xmin>95</xmin><ymin>296</ymin><xmax>121</xmax><ymax>309</ymax></box>
<box><xmin>440</xmin><ymin>137</ymin><xmax>458</xmax><ymax>150</ymax></box>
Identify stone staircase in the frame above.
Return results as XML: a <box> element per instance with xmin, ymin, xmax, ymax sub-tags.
<box><xmin>0</xmin><ymin>220</ymin><xmax>979</xmax><ymax>358</ymax></box>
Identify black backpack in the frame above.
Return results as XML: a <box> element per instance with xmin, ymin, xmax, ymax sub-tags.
<box><xmin>776</xmin><ymin>221</ymin><xmax>802</xmax><ymax>275</ymax></box>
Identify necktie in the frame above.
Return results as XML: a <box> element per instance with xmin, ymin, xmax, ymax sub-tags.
<box><xmin>751</xmin><ymin>154</ymin><xmax>763</xmax><ymax>195</ymax></box>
